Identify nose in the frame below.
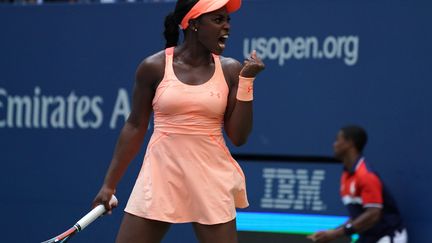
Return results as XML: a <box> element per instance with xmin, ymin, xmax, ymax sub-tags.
<box><xmin>223</xmin><ymin>21</ymin><xmax>230</xmax><ymax>30</ymax></box>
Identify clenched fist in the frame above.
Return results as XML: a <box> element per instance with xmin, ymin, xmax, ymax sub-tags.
<box><xmin>240</xmin><ymin>50</ymin><xmax>265</xmax><ymax>78</ymax></box>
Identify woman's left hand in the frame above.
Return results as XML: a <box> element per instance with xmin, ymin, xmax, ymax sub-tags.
<box><xmin>240</xmin><ymin>50</ymin><xmax>265</xmax><ymax>78</ymax></box>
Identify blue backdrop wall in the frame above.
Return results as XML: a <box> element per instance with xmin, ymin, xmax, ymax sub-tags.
<box><xmin>1</xmin><ymin>1</ymin><xmax>431</xmax><ymax>242</ymax></box>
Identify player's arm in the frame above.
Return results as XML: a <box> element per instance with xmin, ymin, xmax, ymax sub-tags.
<box><xmin>223</xmin><ymin>51</ymin><xmax>264</xmax><ymax>146</ymax></box>
<box><xmin>92</xmin><ymin>54</ymin><xmax>162</xmax><ymax>210</ymax></box>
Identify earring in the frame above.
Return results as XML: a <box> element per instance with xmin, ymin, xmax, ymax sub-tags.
<box><xmin>194</xmin><ymin>28</ymin><xmax>198</xmax><ymax>32</ymax></box>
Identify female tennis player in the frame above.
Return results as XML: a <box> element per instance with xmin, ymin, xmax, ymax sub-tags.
<box><xmin>93</xmin><ymin>0</ymin><xmax>264</xmax><ymax>242</ymax></box>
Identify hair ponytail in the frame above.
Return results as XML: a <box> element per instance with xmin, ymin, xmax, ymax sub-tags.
<box><xmin>163</xmin><ymin>0</ymin><xmax>199</xmax><ymax>48</ymax></box>
<box><xmin>164</xmin><ymin>12</ymin><xmax>179</xmax><ymax>48</ymax></box>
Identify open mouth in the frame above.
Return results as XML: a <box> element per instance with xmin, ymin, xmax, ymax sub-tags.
<box><xmin>218</xmin><ymin>34</ymin><xmax>229</xmax><ymax>49</ymax></box>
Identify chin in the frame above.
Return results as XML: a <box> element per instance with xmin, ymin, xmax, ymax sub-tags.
<box><xmin>210</xmin><ymin>43</ymin><xmax>226</xmax><ymax>55</ymax></box>
<box><xmin>213</xmin><ymin>51</ymin><xmax>223</xmax><ymax>56</ymax></box>
<box><xmin>211</xmin><ymin>48</ymin><xmax>224</xmax><ymax>55</ymax></box>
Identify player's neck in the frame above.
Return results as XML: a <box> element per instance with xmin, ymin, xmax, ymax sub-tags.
<box><xmin>176</xmin><ymin>41</ymin><xmax>213</xmax><ymax>66</ymax></box>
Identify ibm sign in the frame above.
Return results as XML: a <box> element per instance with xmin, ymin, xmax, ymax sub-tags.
<box><xmin>260</xmin><ymin>168</ymin><xmax>326</xmax><ymax>211</ymax></box>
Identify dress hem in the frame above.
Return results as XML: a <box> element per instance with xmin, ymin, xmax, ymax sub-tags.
<box><xmin>124</xmin><ymin>205</ymin><xmax>248</xmax><ymax>225</ymax></box>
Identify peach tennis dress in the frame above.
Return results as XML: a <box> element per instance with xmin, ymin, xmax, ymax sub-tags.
<box><xmin>124</xmin><ymin>47</ymin><xmax>249</xmax><ymax>225</ymax></box>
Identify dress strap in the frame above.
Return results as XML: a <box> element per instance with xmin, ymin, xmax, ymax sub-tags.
<box><xmin>212</xmin><ymin>53</ymin><xmax>222</xmax><ymax>73</ymax></box>
<box><xmin>211</xmin><ymin>53</ymin><xmax>228</xmax><ymax>87</ymax></box>
<box><xmin>153</xmin><ymin>47</ymin><xmax>175</xmax><ymax>106</ymax></box>
<box><xmin>163</xmin><ymin>47</ymin><xmax>175</xmax><ymax>80</ymax></box>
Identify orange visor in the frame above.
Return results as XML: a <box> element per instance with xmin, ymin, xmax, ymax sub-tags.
<box><xmin>180</xmin><ymin>0</ymin><xmax>242</xmax><ymax>30</ymax></box>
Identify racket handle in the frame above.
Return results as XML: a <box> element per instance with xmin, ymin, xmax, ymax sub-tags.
<box><xmin>75</xmin><ymin>195</ymin><xmax>118</xmax><ymax>231</ymax></box>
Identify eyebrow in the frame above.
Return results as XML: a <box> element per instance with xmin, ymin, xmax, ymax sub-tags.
<box><xmin>212</xmin><ymin>13</ymin><xmax>229</xmax><ymax>18</ymax></box>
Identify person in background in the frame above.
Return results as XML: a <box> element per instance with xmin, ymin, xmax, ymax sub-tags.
<box><xmin>308</xmin><ymin>125</ymin><xmax>407</xmax><ymax>243</ymax></box>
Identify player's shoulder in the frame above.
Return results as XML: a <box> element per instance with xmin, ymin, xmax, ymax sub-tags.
<box><xmin>220</xmin><ymin>56</ymin><xmax>242</xmax><ymax>71</ymax></box>
<box><xmin>137</xmin><ymin>50</ymin><xmax>165</xmax><ymax>72</ymax></box>
<box><xmin>135</xmin><ymin>50</ymin><xmax>166</xmax><ymax>85</ymax></box>
<box><xmin>220</xmin><ymin>56</ymin><xmax>242</xmax><ymax>86</ymax></box>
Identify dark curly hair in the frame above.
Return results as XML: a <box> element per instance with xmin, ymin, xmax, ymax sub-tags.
<box><xmin>163</xmin><ymin>0</ymin><xmax>199</xmax><ymax>48</ymax></box>
<box><xmin>340</xmin><ymin>125</ymin><xmax>368</xmax><ymax>153</ymax></box>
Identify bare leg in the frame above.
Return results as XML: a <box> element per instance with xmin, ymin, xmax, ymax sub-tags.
<box><xmin>192</xmin><ymin>218</ymin><xmax>238</xmax><ymax>243</ymax></box>
<box><xmin>116</xmin><ymin>212</ymin><xmax>171</xmax><ymax>243</ymax></box>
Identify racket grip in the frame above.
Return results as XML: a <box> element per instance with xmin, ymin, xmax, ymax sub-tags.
<box><xmin>75</xmin><ymin>204</ymin><xmax>105</xmax><ymax>231</ymax></box>
<box><xmin>76</xmin><ymin>195</ymin><xmax>118</xmax><ymax>231</ymax></box>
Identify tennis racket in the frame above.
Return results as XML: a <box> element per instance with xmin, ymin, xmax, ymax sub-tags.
<box><xmin>41</xmin><ymin>195</ymin><xmax>118</xmax><ymax>243</ymax></box>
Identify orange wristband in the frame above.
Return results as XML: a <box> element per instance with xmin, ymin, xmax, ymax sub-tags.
<box><xmin>236</xmin><ymin>76</ymin><xmax>255</xmax><ymax>101</ymax></box>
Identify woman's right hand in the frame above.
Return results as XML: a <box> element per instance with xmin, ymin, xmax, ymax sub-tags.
<box><xmin>92</xmin><ymin>185</ymin><xmax>117</xmax><ymax>214</ymax></box>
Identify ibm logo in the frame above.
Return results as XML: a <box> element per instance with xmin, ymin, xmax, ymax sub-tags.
<box><xmin>260</xmin><ymin>168</ymin><xmax>326</xmax><ymax>211</ymax></box>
